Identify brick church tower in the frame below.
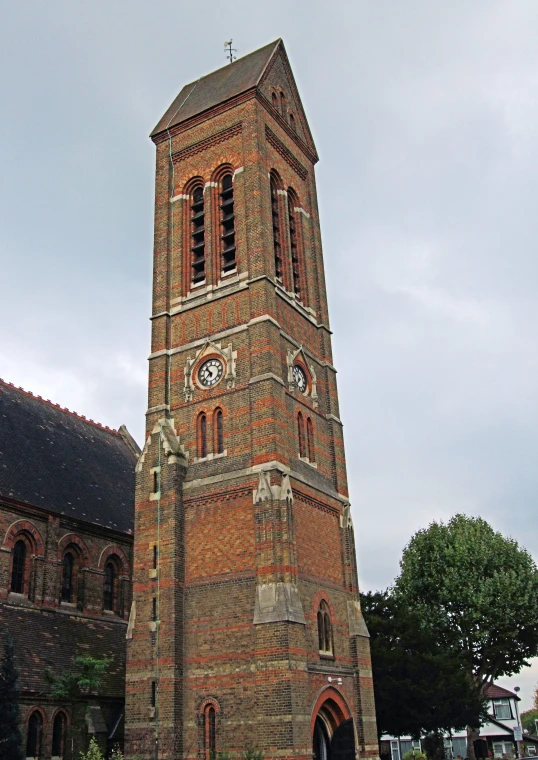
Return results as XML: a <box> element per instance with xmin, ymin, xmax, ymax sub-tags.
<box><xmin>125</xmin><ymin>40</ymin><xmax>378</xmax><ymax>760</ymax></box>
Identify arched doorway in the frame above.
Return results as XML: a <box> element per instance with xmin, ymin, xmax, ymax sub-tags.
<box><xmin>311</xmin><ymin>690</ymin><xmax>356</xmax><ymax>760</ymax></box>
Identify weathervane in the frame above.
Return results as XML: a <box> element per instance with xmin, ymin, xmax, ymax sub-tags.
<box><xmin>224</xmin><ymin>40</ymin><xmax>237</xmax><ymax>64</ymax></box>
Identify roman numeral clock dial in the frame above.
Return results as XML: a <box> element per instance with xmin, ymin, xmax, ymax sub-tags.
<box><xmin>198</xmin><ymin>358</ymin><xmax>224</xmax><ymax>387</ymax></box>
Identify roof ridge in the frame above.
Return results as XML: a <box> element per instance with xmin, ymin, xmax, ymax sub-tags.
<box><xmin>0</xmin><ymin>377</ymin><xmax>119</xmax><ymax>436</ymax></box>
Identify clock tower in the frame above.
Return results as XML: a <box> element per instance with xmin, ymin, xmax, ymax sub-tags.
<box><xmin>125</xmin><ymin>40</ymin><xmax>378</xmax><ymax>760</ymax></box>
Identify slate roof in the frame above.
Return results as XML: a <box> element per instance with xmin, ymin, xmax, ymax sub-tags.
<box><xmin>151</xmin><ymin>39</ymin><xmax>280</xmax><ymax>137</ymax></box>
<box><xmin>0</xmin><ymin>380</ymin><xmax>136</xmax><ymax>533</ymax></box>
<box><xmin>1</xmin><ymin>603</ymin><xmax>126</xmax><ymax>697</ymax></box>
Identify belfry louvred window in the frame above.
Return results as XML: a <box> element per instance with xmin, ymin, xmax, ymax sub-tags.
<box><xmin>220</xmin><ymin>174</ymin><xmax>236</xmax><ymax>273</ymax></box>
<box><xmin>10</xmin><ymin>539</ymin><xmax>26</xmax><ymax>593</ymax></box>
<box><xmin>307</xmin><ymin>417</ymin><xmax>315</xmax><ymax>462</ymax></box>
<box><xmin>191</xmin><ymin>186</ymin><xmax>206</xmax><ymax>284</ymax></box>
<box><xmin>288</xmin><ymin>188</ymin><xmax>302</xmax><ymax>300</ymax></box>
<box><xmin>214</xmin><ymin>408</ymin><xmax>224</xmax><ymax>454</ymax></box>
<box><xmin>317</xmin><ymin>600</ymin><xmax>333</xmax><ymax>655</ymax></box>
<box><xmin>271</xmin><ymin>175</ymin><xmax>283</xmax><ymax>281</ymax></box>
<box><xmin>297</xmin><ymin>412</ymin><xmax>306</xmax><ymax>458</ymax></box>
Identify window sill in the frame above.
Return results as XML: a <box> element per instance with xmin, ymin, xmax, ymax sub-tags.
<box><xmin>194</xmin><ymin>450</ymin><xmax>228</xmax><ymax>464</ymax></box>
<box><xmin>319</xmin><ymin>652</ymin><xmax>335</xmax><ymax>660</ymax></box>
<box><xmin>60</xmin><ymin>601</ymin><xmax>77</xmax><ymax>608</ymax></box>
<box><xmin>102</xmin><ymin>609</ymin><xmax>116</xmax><ymax>615</ymax></box>
<box><xmin>298</xmin><ymin>455</ymin><xmax>317</xmax><ymax>469</ymax></box>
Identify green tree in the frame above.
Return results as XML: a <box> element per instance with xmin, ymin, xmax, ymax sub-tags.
<box><xmin>0</xmin><ymin>635</ymin><xmax>24</xmax><ymax>760</ymax></box>
<box><xmin>395</xmin><ymin>515</ymin><xmax>538</xmax><ymax>756</ymax></box>
<box><xmin>44</xmin><ymin>656</ymin><xmax>110</xmax><ymax>758</ymax></box>
<box><xmin>361</xmin><ymin>591</ymin><xmax>485</xmax><ymax>740</ymax></box>
<box><xmin>521</xmin><ymin>709</ymin><xmax>538</xmax><ymax>736</ymax></box>
<box><xmin>79</xmin><ymin>737</ymin><xmax>104</xmax><ymax>760</ymax></box>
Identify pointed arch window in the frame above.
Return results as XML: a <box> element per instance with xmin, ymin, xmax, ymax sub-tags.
<box><xmin>203</xmin><ymin>704</ymin><xmax>217</xmax><ymax>760</ymax></box>
<box><xmin>317</xmin><ymin>600</ymin><xmax>333</xmax><ymax>655</ymax></box>
<box><xmin>307</xmin><ymin>417</ymin><xmax>315</xmax><ymax>462</ymax></box>
<box><xmin>214</xmin><ymin>408</ymin><xmax>224</xmax><ymax>454</ymax></box>
<box><xmin>287</xmin><ymin>188</ymin><xmax>304</xmax><ymax>301</ymax></box>
<box><xmin>52</xmin><ymin>711</ymin><xmax>67</xmax><ymax>758</ymax></box>
<box><xmin>103</xmin><ymin>561</ymin><xmax>116</xmax><ymax>611</ymax></box>
<box><xmin>61</xmin><ymin>552</ymin><xmax>74</xmax><ymax>603</ymax></box>
<box><xmin>272</xmin><ymin>92</ymin><xmax>278</xmax><ymax>110</ymax></box>
<box><xmin>191</xmin><ymin>185</ymin><xmax>206</xmax><ymax>285</ymax></box>
<box><xmin>198</xmin><ymin>412</ymin><xmax>208</xmax><ymax>458</ymax></box>
<box><xmin>297</xmin><ymin>411</ymin><xmax>306</xmax><ymax>458</ymax></box>
<box><xmin>26</xmin><ymin>711</ymin><xmax>43</xmax><ymax>759</ymax></box>
<box><xmin>270</xmin><ymin>175</ymin><xmax>283</xmax><ymax>281</ymax></box>
<box><xmin>280</xmin><ymin>91</ymin><xmax>286</xmax><ymax>116</ymax></box>
<box><xmin>289</xmin><ymin>113</ymin><xmax>296</xmax><ymax>131</ymax></box>
<box><xmin>11</xmin><ymin>539</ymin><xmax>26</xmax><ymax>594</ymax></box>
<box><xmin>220</xmin><ymin>173</ymin><xmax>236</xmax><ymax>273</ymax></box>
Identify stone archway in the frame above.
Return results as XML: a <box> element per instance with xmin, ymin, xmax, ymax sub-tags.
<box><xmin>311</xmin><ymin>689</ymin><xmax>356</xmax><ymax>760</ymax></box>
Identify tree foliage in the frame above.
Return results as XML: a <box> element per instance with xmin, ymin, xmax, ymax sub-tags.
<box><xmin>394</xmin><ymin>514</ymin><xmax>538</xmax><ymax>688</ymax></box>
<box><xmin>79</xmin><ymin>737</ymin><xmax>104</xmax><ymax>760</ymax></box>
<box><xmin>521</xmin><ymin>709</ymin><xmax>538</xmax><ymax>736</ymax></box>
<box><xmin>0</xmin><ymin>635</ymin><xmax>24</xmax><ymax>760</ymax></box>
<box><xmin>361</xmin><ymin>590</ymin><xmax>485</xmax><ymax>739</ymax></box>
<box><xmin>44</xmin><ymin>656</ymin><xmax>110</xmax><ymax>701</ymax></box>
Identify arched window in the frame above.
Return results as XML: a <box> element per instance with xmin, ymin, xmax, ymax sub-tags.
<box><xmin>297</xmin><ymin>412</ymin><xmax>306</xmax><ymax>458</ymax></box>
<box><xmin>280</xmin><ymin>91</ymin><xmax>286</xmax><ymax>116</ymax></box>
<box><xmin>220</xmin><ymin>173</ymin><xmax>236</xmax><ymax>273</ymax></box>
<box><xmin>191</xmin><ymin>185</ymin><xmax>206</xmax><ymax>285</ymax></box>
<box><xmin>198</xmin><ymin>413</ymin><xmax>207</xmax><ymax>458</ymax></box>
<box><xmin>103</xmin><ymin>561</ymin><xmax>116</xmax><ymax>611</ymax></box>
<box><xmin>203</xmin><ymin>704</ymin><xmax>217</xmax><ymax>760</ymax></box>
<box><xmin>287</xmin><ymin>188</ymin><xmax>303</xmax><ymax>300</ymax></box>
<box><xmin>270</xmin><ymin>175</ymin><xmax>283</xmax><ymax>281</ymax></box>
<box><xmin>61</xmin><ymin>552</ymin><xmax>74</xmax><ymax>603</ymax></box>
<box><xmin>307</xmin><ymin>417</ymin><xmax>315</xmax><ymax>462</ymax></box>
<box><xmin>52</xmin><ymin>711</ymin><xmax>67</xmax><ymax>758</ymax></box>
<box><xmin>289</xmin><ymin>113</ymin><xmax>296</xmax><ymax>131</ymax></box>
<box><xmin>272</xmin><ymin>92</ymin><xmax>278</xmax><ymax>110</ymax></box>
<box><xmin>317</xmin><ymin>600</ymin><xmax>333</xmax><ymax>655</ymax></box>
<box><xmin>26</xmin><ymin>711</ymin><xmax>43</xmax><ymax>759</ymax></box>
<box><xmin>10</xmin><ymin>539</ymin><xmax>27</xmax><ymax>594</ymax></box>
<box><xmin>214</xmin><ymin>408</ymin><xmax>224</xmax><ymax>455</ymax></box>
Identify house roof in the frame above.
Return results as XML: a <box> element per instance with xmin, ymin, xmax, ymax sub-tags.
<box><xmin>0</xmin><ymin>379</ymin><xmax>137</xmax><ymax>533</ymax></box>
<box><xmin>1</xmin><ymin>603</ymin><xmax>126</xmax><ymax>698</ymax></box>
<box><xmin>151</xmin><ymin>39</ymin><xmax>280</xmax><ymax>137</ymax></box>
<box><xmin>486</xmin><ymin>684</ymin><xmax>520</xmax><ymax>700</ymax></box>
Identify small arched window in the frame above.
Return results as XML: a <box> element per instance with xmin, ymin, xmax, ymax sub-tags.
<box><xmin>280</xmin><ymin>91</ymin><xmax>286</xmax><ymax>116</ymax></box>
<box><xmin>287</xmin><ymin>188</ymin><xmax>303</xmax><ymax>300</ymax></box>
<box><xmin>297</xmin><ymin>412</ymin><xmax>306</xmax><ymax>458</ymax></box>
<box><xmin>52</xmin><ymin>711</ymin><xmax>67</xmax><ymax>758</ymax></box>
<box><xmin>203</xmin><ymin>704</ymin><xmax>217</xmax><ymax>760</ymax></box>
<box><xmin>61</xmin><ymin>552</ymin><xmax>74</xmax><ymax>603</ymax></box>
<box><xmin>220</xmin><ymin>174</ymin><xmax>236</xmax><ymax>273</ymax></box>
<box><xmin>272</xmin><ymin>92</ymin><xmax>278</xmax><ymax>110</ymax></box>
<box><xmin>26</xmin><ymin>711</ymin><xmax>43</xmax><ymax>759</ymax></box>
<box><xmin>11</xmin><ymin>539</ymin><xmax>27</xmax><ymax>594</ymax></box>
<box><xmin>317</xmin><ymin>600</ymin><xmax>333</xmax><ymax>655</ymax></box>
<box><xmin>270</xmin><ymin>175</ymin><xmax>283</xmax><ymax>281</ymax></box>
<box><xmin>103</xmin><ymin>561</ymin><xmax>116</xmax><ymax>611</ymax></box>
<box><xmin>198</xmin><ymin>413</ymin><xmax>207</xmax><ymax>458</ymax></box>
<box><xmin>191</xmin><ymin>185</ymin><xmax>206</xmax><ymax>285</ymax></box>
<box><xmin>289</xmin><ymin>113</ymin><xmax>296</xmax><ymax>131</ymax></box>
<box><xmin>307</xmin><ymin>417</ymin><xmax>315</xmax><ymax>462</ymax></box>
<box><xmin>214</xmin><ymin>408</ymin><xmax>224</xmax><ymax>455</ymax></box>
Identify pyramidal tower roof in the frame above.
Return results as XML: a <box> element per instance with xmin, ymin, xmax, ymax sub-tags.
<box><xmin>151</xmin><ymin>39</ymin><xmax>317</xmax><ymax>159</ymax></box>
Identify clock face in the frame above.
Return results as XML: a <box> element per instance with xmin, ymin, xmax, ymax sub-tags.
<box><xmin>293</xmin><ymin>364</ymin><xmax>307</xmax><ymax>393</ymax></box>
<box><xmin>198</xmin><ymin>358</ymin><xmax>224</xmax><ymax>388</ymax></box>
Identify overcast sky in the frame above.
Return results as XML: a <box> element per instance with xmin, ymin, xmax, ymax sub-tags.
<box><xmin>2</xmin><ymin>1</ymin><xmax>538</xmax><ymax>709</ymax></box>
